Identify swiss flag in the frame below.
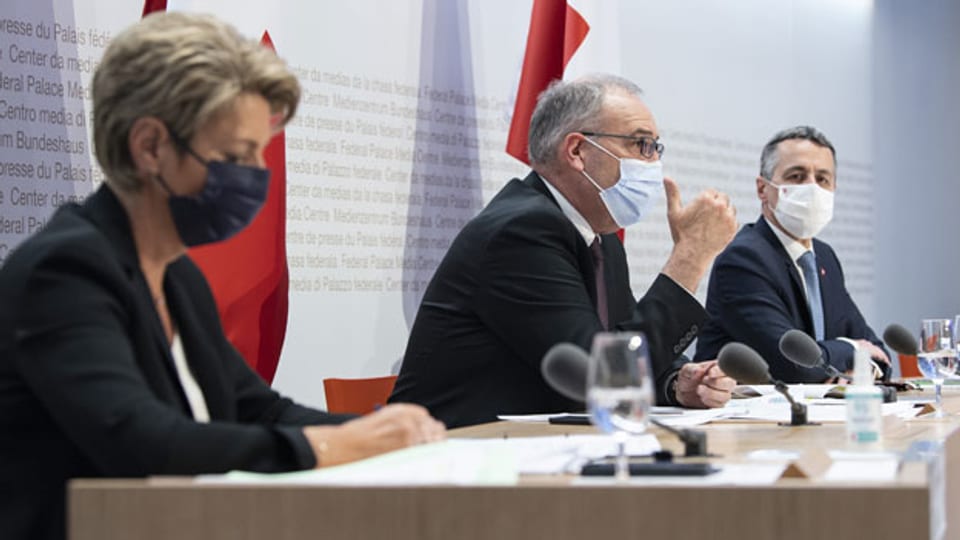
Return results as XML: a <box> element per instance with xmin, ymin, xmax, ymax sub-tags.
<box><xmin>506</xmin><ymin>0</ymin><xmax>626</xmax><ymax>241</ymax></box>
<box><xmin>142</xmin><ymin>1</ymin><xmax>289</xmax><ymax>383</ymax></box>
<box><xmin>141</xmin><ymin>0</ymin><xmax>166</xmax><ymax>16</ymax></box>
<box><xmin>505</xmin><ymin>0</ymin><xmax>588</xmax><ymax>165</ymax></box>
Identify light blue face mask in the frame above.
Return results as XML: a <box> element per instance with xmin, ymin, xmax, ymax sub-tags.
<box><xmin>581</xmin><ymin>137</ymin><xmax>663</xmax><ymax>228</ymax></box>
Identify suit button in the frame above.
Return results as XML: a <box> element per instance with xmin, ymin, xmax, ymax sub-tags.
<box><xmin>673</xmin><ymin>345</ymin><xmax>681</xmax><ymax>354</ymax></box>
<box><xmin>691</xmin><ymin>324</ymin><xmax>698</xmax><ymax>333</ymax></box>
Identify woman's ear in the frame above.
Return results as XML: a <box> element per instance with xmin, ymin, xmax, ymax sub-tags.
<box><xmin>128</xmin><ymin>117</ymin><xmax>168</xmax><ymax>176</ymax></box>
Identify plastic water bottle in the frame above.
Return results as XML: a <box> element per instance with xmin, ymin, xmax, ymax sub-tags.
<box><xmin>845</xmin><ymin>347</ymin><xmax>883</xmax><ymax>448</ymax></box>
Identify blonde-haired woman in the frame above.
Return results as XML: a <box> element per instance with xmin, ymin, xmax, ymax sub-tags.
<box><xmin>0</xmin><ymin>12</ymin><xmax>443</xmax><ymax>540</ymax></box>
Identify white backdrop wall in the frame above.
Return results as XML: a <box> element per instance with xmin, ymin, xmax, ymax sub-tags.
<box><xmin>873</xmin><ymin>0</ymin><xmax>960</xmax><ymax>354</ymax></box>
<box><xmin>0</xmin><ymin>0</ymin><xmax>899</xmax><ymax>408</ymax></box>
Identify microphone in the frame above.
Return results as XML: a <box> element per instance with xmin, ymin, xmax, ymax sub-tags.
<box><xmin>540</xmin><ymin>343</ymin><xmax>709</xmax><ymax>456</ymax></box>
<box><xmin>717</xmin><ymin>342</ymin><xmax>816</xmax><ymax>426</ymax></box>
<box><xmin>540</xmin><ymin>343</ymin><xmax>589</xmax><ymax>402</ymax></box>
<box><xmin>779</xmin><ymin>329</ymin><xmax>846</xmax><ymax>379</ymax></box>
<box><xmin>716</xmin><ymin>342</ymin><xmax>771</xmax><ymax>385</ymax></box>
<box><xmin>780</xmin><ymin>329</ymin><xmax>897</xmax><ymax>402</ymax></box>
<box><xmin>883</xmin><ymin>323</ymin><xmax>919</xmax><ymax>356</ymax></box>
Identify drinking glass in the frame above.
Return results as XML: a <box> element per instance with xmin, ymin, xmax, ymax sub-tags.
<box><xmin>918</xmin><ymin>318</ymin><xmax>958</xmax><ymax>418</ymax></box>
<box><xmin>955</xmin><ymin>315</ymin><xmax>960</xmax><ymax>357</ymax></box>
<box><xmin>586</xmin><ymin>332</ymin><xmax>654</xmax><ymax>481</ymax></box>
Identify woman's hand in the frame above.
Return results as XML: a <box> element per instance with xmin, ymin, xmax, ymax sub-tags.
<box><xmin>302</xmin><ymin>403</ymin><xmax>446</xmax><ymax>468</ymax></box>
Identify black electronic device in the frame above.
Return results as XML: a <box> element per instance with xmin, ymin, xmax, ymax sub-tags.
<box><xmin>580</xmin><ymin>461</ymin><xmax>718</xmax><ymax>477</ymax></box>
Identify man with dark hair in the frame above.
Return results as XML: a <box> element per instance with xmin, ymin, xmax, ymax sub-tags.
<box><xmin>390</xmin><ymin>75</ymin><xmax>738</xmax><ymax>428</ymax></box>
<box><xmin>694</xmin><ymin>126</ymin><xmax>889</xmax><ymax>382</ymax></box>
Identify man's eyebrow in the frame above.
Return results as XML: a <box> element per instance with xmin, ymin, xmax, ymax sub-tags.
<box><xmin>628</xmin><ymin>128</ymin><xmax>656</xmax><ymax>137</ymax></box>
<box><xmin>780</xmin><ymin>165</ymin><xmax>834</xmax><ymax>178</ymax></box>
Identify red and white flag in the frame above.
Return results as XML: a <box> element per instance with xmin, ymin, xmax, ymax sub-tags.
<box><xmin>143</xmin><ymin>1</ymin><xmax>289</xmax><ymax>383</ymax></box>
<box><xmin>505</xmin><ymin>0</ymin><xmax>589</xmax><ymax>165</ymax></box>
<box><xmin>506</xmin><ymin>0</ymin><xmax>622</xmax><ymax>234</ymax></box>
<box><xmin>141</xmin><ymin>0</ymin><xmax>166</xmax><ymax>16</ymax></box>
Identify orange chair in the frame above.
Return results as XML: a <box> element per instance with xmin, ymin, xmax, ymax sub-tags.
<box><xmin>898</xmin><ymin>353</ymin><xmax>921</xmax><ymax>378</ymax></box>
<box><xmin>323</xmin><ymin>375</ymin><xmax>398</xmax><ymax>415</ymax></box>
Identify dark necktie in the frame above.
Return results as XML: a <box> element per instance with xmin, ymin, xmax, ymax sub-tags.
<box><xmin>797</xmin><ymin>251</ymin><xmax>824</xmax><ymax>340</ymax></box>
<box><xmin>590</xmin><ymin>237</ymin><xmax>609</xmax><ymax>329</ymax></box>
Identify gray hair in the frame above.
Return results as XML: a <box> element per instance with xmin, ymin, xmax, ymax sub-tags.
<box><xmin>527</xmin><ymin>74</ymin><xmax>643</xmax><ymax>166</ymax></box>
<box><xmin>93</xmin><ymin>12</ymin><xmax>301</xmax><ymax>192</ymax></box>
<box><xmin>759</xmin><ymin>126</ymin><xmax>836</xmax><ymax>180</ymax></box>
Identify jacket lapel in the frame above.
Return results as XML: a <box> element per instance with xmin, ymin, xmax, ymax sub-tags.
<box><xmin>756</xmin><ymin>217</ymin><xmax>813</xmax><ymax>328</ymax></box>
<box><xmin>164</xmin><ymin>264</ymin><xmax>231</xmax><ymax>421</ymax></box>
<box><xmin>523</xmin><ymin>172</ymin><xmax>601</xmax><ymax>310</ymax></box>
<box><xmin>79</xmin><ymin>186</ymin><xmax>197</xmax><ymax>416</ymax></box>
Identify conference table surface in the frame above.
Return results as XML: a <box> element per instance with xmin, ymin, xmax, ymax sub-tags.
<box><xmin>69</xmin><ymin>394</ymin><xmax>960</xmax><ymax>540</ymax></box>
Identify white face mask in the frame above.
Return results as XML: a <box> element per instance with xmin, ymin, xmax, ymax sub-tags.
<box><xmin>581</xmin><ymin>138</ymin><xmax>663</xmax><ymax>228</ymax></box>
<box><xmin>763</xmin><ymin>178</ymin><xmax>834</xmax><ymax>239</ymax></box>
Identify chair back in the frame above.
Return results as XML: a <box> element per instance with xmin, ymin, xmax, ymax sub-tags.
<box><xmin>898</xmin><ymin>353</ymin><xmax>921</xmax><ymax>378</ymax></box>
<box><xmin>323</xmin><ymin>375</ymin><xmax>398</xmax><ymax>415</ymax></box>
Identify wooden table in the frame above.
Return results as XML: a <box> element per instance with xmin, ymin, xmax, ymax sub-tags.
<box><xmin>69</xmin><ymin>399</ymin><xmax>960</xmax><ymax>540</ymax></box>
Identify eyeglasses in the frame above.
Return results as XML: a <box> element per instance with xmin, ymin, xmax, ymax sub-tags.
<box><xmin>580</xmin><ymin>131</ymin><xmax>665</xmax><ymax>159</ymax></box>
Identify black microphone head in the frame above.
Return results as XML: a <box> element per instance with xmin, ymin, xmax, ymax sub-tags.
<box><xmin>779</xmin><ymin>329</ymin><xmax>823</xmax><ymax>368</ymax></box>
<box><xmin>541</xmin><ymin>343</ymin><xmax>590</xmax><ymax>402</ymax></box>
<box><xmin>717</xmin><ymin>342</ymin><xmax>771</xmax><ymax>385</ymax></box>
<box><xmin>883</xmin><ymin>324</ymin><xmax>918</xmax><ymax>356</ymax></box>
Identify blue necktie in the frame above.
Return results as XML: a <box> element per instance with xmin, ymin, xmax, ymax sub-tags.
<box><xmin>797</xmin><ymin>251</ymin><xmax>824</xmax><ymax>341</ymax></box>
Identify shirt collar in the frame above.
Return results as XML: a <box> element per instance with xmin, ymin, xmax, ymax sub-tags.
<box><xmin>539</xmin><ymin>173</ymin><xmax>596</xmax><ymax>246</ymax></box>
<box><xmin>767</xmin><ymin>217</ymin><xmax>812</xmax><ymax>262</ymax></box>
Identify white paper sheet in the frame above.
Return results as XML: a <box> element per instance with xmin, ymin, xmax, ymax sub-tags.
<box><xmin>823</xmin><ymin>451</ymin><xmax>900</xmax><ymax>482</ymax></box>
<box><xmin>197</xmin><ymin>440</ymin><xmax>517</xmax><ymax>486</ymax></box>
<box><xmin>723</xmin><ymin>395</ymin><xmax>918</xmax><ymax>423</ymax></box>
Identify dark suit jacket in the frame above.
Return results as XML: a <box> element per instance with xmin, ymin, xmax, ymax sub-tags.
<box><xmin>694</xmin><ymin>216</ymin><xmax>886</xmax><ymax>382</ymax></box>
<box><xmin>390</xmin><ymin>172</ymin><xmax>705</xmax><ymax>428</ymax></box>
<box><xmin>0</xmin><ymin>186</ymin><xmax>347</xmax><ymax>540</ymax></box>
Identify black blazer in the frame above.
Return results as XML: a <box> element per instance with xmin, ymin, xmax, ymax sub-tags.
<box><xmin>390</xmin><ymin>172</ymin><xmax>705</xmax><ymax>428</ymax></box>
<box><xmin>0</xmin><ymin>186</ymin><xmax>347</xmax><ymax>540</ymax></box>
<box><xmin>694</xmin><ymin>216</ymin><xmax>886</xmax><ymax>382</ymax></box>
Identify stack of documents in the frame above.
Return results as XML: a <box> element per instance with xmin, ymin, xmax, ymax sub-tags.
<box><xmin>197</xmin><ymin>434</ymin><xmax>660</xmax><ymax>486</ymax></box>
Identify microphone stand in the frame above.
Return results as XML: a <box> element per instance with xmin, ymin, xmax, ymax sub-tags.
<box><xmin>773</xmin><ymin>380</ymin><xmax>818</xmax><ymax>426</ymax></box>
<box><xmin>650</xmin><ymin>418</ymin><xmax>710</xmax><ymax>457</ymax></box>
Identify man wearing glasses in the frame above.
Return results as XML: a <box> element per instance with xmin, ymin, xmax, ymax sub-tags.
<box><xmin>390</xmin><ymin>75</ymin><xmax>738</xmax><ymax>428</ymax></box>
<box><xmin>694</xmin><ymin>126</ymin><xmax>890</xmax><ymax>382</ymax></box>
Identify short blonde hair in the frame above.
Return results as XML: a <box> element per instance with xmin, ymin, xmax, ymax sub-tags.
<box><xmin>93</xmin><ymin>11</ymin><xmax>300</xmax><ymax>191</ymax></box>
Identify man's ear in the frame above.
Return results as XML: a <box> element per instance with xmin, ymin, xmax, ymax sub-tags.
<box><xmin>128</xmin><ymin>117</ymin><xmax>168</xmax><ymax>176</ymax></box>
<box><xmin>559</xmin><ymin>132</ymin><xmax>587</xmax><ymax>172</ymax></box>
<box><xmin>756</xmin><ymin>176</ymin><xmax>768</xmax><ymax>201</ymax></box>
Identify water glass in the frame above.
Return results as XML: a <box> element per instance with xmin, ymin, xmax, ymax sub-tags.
<box><xmin>587</xmin><ymin>332</ymin><xmax>654</xmax><ymax>481</ymax></box>
<box><xmin>918</xmin><ymin>318</ymin><xmax>958</xmax><ymax>417</ymax></box>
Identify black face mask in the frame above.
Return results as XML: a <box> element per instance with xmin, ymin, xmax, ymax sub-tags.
<box><xmin>155</xmin><ymin>130</ymin><xmax>270</xmax><ymax>247</ymax></box>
